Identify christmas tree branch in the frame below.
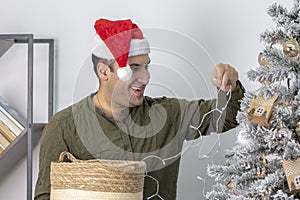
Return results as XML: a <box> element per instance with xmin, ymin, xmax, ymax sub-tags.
<box><xmin>268</xmin><ymin>3</ymin><xmax>300</xmax><ymax>37</ymax></box>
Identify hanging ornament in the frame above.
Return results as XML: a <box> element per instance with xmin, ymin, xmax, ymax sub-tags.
<box><xmin>226</xmin><ymin>180</ymin><xmax>234</xmax><ymax>189</ymax></box>
<box><xmin>260</xmin><ymin>157</ymin><xmax>268</xmax><ymax>164</ymax></box>
<box><xmin>247</xmin><ymin>94</ymin><xmax>278</xmax><ymax>126</ymax></box>
<box><xmin>277</xmin><ymin>128</ymin><xmax>293</xmax><ymax>140</ymax></box>
<box><xmin>258</xmin><ymin>52</ymin><xmax>271</xmax><ymax>67</ymax></box>
<box><xmin>257</xmin><ymin>52</ymin><xmax>272</xmax><ymax>85</ymax></box>
<box><xmin>282</xmin><ymin>157</ymin><xmax>300</xmax><ymax>194</ymax></box>
<box><xmin>283</xmin><ymin>38</ymin><xmax>300</xmax><ymax>57</ymax></box>
<box><xmin>276</xmin><ymin>120</ymin><xmax>293</xmax><ymax>140</ymax></box>
<box><xmin>295</xmin><ymin>121</ymin><xmax>300</xmax><ymax>137</ymax></box>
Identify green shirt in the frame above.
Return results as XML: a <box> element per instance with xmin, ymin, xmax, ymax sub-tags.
<box><xmin>34</xmin><ymin>81</ymin><xmax>245</xmax><ymax>200</ymax></box>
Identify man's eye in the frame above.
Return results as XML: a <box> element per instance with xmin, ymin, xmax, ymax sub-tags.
<box><xmin>130</xmin><ymin>64</ymin><xmax>150</xmax><ymax>72</ymax></box>
<box><xmin>131</xmin><ymin>66</ymin><xmax>139</xmax><ymax>71</ymax></box>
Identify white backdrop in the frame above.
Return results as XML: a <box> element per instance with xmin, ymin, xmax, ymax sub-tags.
<box><xmin>0</xmin><ymin>0</ymin><xmax>293</xmax><ymax>199</ymax></box>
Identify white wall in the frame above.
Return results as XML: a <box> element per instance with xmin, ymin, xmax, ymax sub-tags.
<box><xmin>0</xmin><ymin>0</ymin><xmax>293</xmax><ymax>199</ymax></box>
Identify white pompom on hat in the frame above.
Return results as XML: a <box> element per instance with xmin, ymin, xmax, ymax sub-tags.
<box><xmin>92</xmin><ymin>18</ymin><xmax>150</xmax><ymax>81</ymax></box>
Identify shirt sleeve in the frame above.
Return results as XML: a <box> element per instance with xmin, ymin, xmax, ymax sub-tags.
<box><xmin>34</xmin><ymin>117</ymin><xmax>69</xmax><ymax>200</ymax></box>
<box><xmin>172</xmin><ymin>80</ymin><xmax>245</xmax><ymax>141</ymax></box>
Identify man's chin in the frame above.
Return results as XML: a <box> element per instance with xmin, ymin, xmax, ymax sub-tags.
<box><xmin>129</xmin><ymin>97</ymin><xmax>144</xmax><ymax>107</ymax></box>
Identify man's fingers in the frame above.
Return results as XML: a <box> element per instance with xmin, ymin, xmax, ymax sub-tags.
<box><xmin>211</xmin><ymin>63</ymin><xmax>238</xmax><ymax>92</ymax></box>
<box><xmin>221</xmin><ymin>71</ymin><xmax>230</xmax><ymax>90</ymax></box>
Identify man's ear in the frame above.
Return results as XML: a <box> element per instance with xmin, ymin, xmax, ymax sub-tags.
<box><xmin>97</xmin><ymin>62</ymin><xmax>109</xmax><ymax>81</ymax></box>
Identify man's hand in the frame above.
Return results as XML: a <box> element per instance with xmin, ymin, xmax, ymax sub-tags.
<box><xmin>211</xmin><ymin>63</ymin><xmax>239</xmax><ymax>92</ymax></box>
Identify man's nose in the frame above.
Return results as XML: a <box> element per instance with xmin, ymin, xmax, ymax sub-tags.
<box><xmin>137</xmin><ymin>68</ymin><xmax>150</xmax><ymax>84</ymax></box>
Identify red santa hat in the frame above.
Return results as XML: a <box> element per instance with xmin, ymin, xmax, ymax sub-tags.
<box><xmin>92</xmin><ymin>18</ymin><xmax>150</xmax><ymax>81</ymax></box>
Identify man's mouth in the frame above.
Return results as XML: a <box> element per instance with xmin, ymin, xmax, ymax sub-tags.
<box><xmin>131</xmin><ymin>86</ymin><xmax>144</xmax><ymax>94</ymax></box>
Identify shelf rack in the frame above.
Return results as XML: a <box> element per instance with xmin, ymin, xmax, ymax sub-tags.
<box><xmin>0</xmin><ymin>34</ymin><xmax>54</xmax><ymax>200</ymax></box>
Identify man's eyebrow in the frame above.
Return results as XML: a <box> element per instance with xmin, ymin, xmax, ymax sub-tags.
<box><xmin>129</xmin><ymin>60</ymin><xmax>151</xmax><ymax>67</ymax></box>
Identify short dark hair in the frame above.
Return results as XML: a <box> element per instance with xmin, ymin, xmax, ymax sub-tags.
<box><xmin>91</xmin><ymin>54</ymin><xmax>115</xmax><ymax>79</ymax></box>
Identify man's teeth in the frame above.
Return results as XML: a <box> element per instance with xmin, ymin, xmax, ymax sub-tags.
<box><xmin>132</xmin><ymin>87</ymin><xmax>142</xmax><ymax>91</ymax></box>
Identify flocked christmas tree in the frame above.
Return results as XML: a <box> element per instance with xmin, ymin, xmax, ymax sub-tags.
<box><xmin>206</xmin><ymin>0</ymin><xmax>300</xmax><ymax>199</ymax></box>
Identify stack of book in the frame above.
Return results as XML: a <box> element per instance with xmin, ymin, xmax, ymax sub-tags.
<box><xmin>0</xmin><ymin>96</ymin><xmax>26</xmax><ymax>154</ymax></box>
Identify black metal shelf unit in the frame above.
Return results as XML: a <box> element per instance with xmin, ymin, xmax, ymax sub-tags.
<box><xmin>0</xmin><ymin>34</ymin><xmax>54</xmax><ymax>200</ymax></box>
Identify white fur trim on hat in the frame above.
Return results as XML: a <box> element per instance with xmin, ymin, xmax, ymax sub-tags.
<box><xmin>91</xmin><ymin>35</ymin><xmax>114</xmax><ymax>59</ymax></box>
<box><xmin>129</xmin><ymin>38</ymin><xmax>150</xmax><ymax>57</ymax></box>
<box><xmin>117</xmin><ymin>65</ymin><xmax>132</xmax><ymax>81</ymax></box>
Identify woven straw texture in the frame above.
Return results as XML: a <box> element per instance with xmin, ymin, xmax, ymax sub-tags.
<box><xmin>51</xmin><ymin>189</ymin><xmax>143</xmax><ymax>200</ymax></box>
<box><xmin>50</xmin><ymin>151</ymin><xmax>146</xmax><ymax>200</ymax></box>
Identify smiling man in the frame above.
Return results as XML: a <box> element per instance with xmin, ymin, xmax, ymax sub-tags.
<box><xmin>35</xmin><ymin>18</ymin><xmax>245</xmax><ymax>200</ymax></box>
<box><xmin>95</xmin><ymin>55</ymin><xmax>151</xmax><ymax>118</ymax></box>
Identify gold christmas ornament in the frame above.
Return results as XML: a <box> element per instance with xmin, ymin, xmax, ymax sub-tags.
<box><xmin>258</xmin><ymin>52</ymin><xmax>271</xmax><ymax>66</ymax></box>
<box><xmin>283</xmin><ymin>38</ymin><xmax>300</xmax><ymax>57</ymax></box>
<box><xmin>257</xmin><ymin>52</ymin><xmax>276</xmax><ymax>84</ymax></box>
<box><xmin>295</xmin><ymin>122</ymin><xmax>300</xmax><ymax>137</ymax></box>
<box><xmin>226</xmin><ymin>180</ymin><xmax>234</xmax><ymax>189</ymax></box>
<box><xmin>260</xmin><ymin>157</ymin><xmax>268</xmax><ymax>164</ymax></box>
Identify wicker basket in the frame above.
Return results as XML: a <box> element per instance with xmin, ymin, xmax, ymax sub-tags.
<box><xmin>50</xmin><ymin>151</ymin><xmax>146</xmax><ymax>200</ymax></box>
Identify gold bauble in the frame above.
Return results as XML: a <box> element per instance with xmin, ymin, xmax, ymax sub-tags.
<box><xmin>295</xmin><ymin>121</ymin><xmax>300</xmax><ymax>137</ymax></box>
<box><xmin>226</xmin><ymin>180</ymin><xmax>234</xmax><ymax>189</ymax></box>
<box><xmin>258</xmin><ymin>52</ymin><xmax>271</xmax><ymax>66</ymax></box>
<box><xmin>283</xmin><ymin>38</ymin><xmax>300</xmax><ymax>57</ymax></box>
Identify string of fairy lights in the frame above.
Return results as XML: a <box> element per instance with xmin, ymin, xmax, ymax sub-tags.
<box><xmin>143</xmin><ymin>86</ymin><xmax>233</xmax><ymax>199</ymax></box>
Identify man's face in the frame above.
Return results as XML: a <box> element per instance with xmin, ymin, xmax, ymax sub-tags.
<box><xmin>110</xmin><ymin>54</ymin><xmax>151</xmax><ymax>108</ymax></box>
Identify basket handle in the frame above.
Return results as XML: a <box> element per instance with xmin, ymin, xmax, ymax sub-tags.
<box><xmin>58</xmin><ymin>151</ymin><xmax>78</xmax><ymax>162</ymax></box>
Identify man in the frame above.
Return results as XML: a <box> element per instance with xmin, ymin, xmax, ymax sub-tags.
<box><xmin>35</xmin><ymin>18</ymin><xmax>245</xmax><ymax>200</ymax></box>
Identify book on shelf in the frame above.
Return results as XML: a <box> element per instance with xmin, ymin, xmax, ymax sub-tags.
<box><xmin>0</xmin><ymin>111</ymin><xmax>23</xmax><ymax>136</ymax></box>
<box><xmin>0</xmin><ymin>96</ymin><xmax>26</xmax><ymax>136</ymax></box>
<box><xmin>0</xmin><ymin>132</ymin><xmax>10</xmax><ymax>150</ymax></box>
<box><xmin>0</xmin><ymin>120</ymin><xmax>16</xmax><ymax>142</ymax></box>
<box><xmin>0</xmin><ymin>145</ymin><xmax>3</xmax><ymax>155</ymax></box>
